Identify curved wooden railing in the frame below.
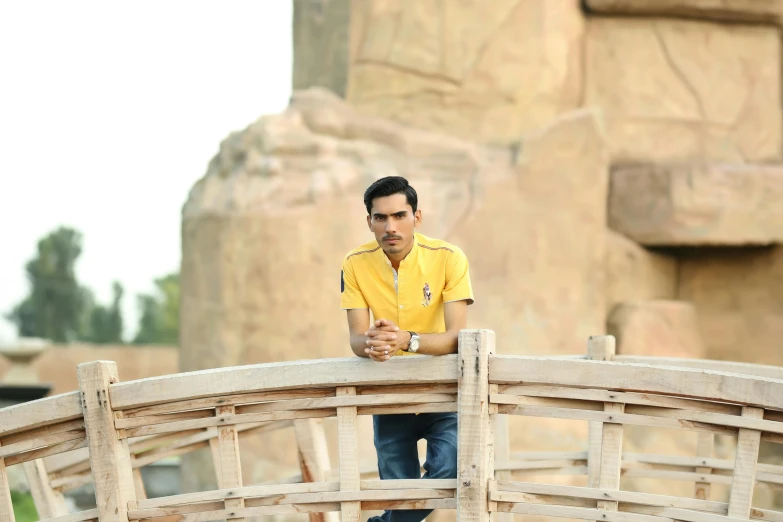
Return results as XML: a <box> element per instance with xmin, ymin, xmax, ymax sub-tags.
<box><xmin>1</xmin><ymin>330</ymin><xmax>781</xmax><ymax>522</ymax></box>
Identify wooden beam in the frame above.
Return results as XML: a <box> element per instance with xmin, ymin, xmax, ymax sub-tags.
<box><xmin>110</xmin><ymin>356</ymin><xmax>459</xmax><ymax>410</ymax></box>
<box><xmin>489</xmin><ymin>357</ymin><xmax>783</xmax><ymax>411</ymax></box>
<box><xmin>294</xmin><ymin>418</ymin><xmax>339</xmax><ymax>522</ymax></box>
<box><xmin>78</xmin><ymin>361</ymin><xmax>137</xmax><ymax>522</ymax></box>
<box><xmin>727</xmin><ymin>407</ymin><xmax>764</xmax><ymax>518</ymax></box>
<box><xmin>458</xmin><ymin>329</ymin><xmax>495</xmax><ymax>522</ymax></box>
<box><xmin>336</xmin><ymin>386</ymin><xmax>360</xmax><ymax>522</ymax></box>
<box><xmin>23</xmin><ymin>459</ymin><xmax>68</xmax><ymax>518</ymax></box>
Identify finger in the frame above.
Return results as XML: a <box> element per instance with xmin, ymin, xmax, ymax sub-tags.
<box><xmin>375</xmin><ymin>319</ymin><xmax>399</xmax><ymax>331</ymax></box>
<box><xmin>366</xmin><ymin>332</ymin><xmax>396</xmax><ymax>341</ymax></box>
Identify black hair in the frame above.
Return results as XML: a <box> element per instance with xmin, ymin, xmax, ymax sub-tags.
<box><xmin>363</xmin><ymin>176</ymin><xmax>418</xmax><ymax>215</ymax></box>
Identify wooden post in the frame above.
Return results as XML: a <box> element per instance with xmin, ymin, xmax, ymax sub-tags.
<box><xmin>727</xmin><ymin>406</ymin><xmax>763</xmax><ymax>518</ymax></box>
<box><xmin>589</xmin><ymin>336</ymin><xmax>624</xmax><ymax>521</ymax></box>
<box><xmin>78</xmin><ymin>361</ymin><xmax>137</xmax><ymax>522</ymax></box>
<box><xmin>492</xmin><ymin>405</ymin><xmax>512</xmax><ymax>522</ymax></box>
<box><xmin>23</xmin><ymin>459</ymin><xmax>68</xmax><ymax>518</ymax></box>
<box><xmin>0</xmin><ymin>440</ymin><xmax>14</xmax><ymax>522</ymax></box>
<box><xmin>337</xmin><ymin>386</ymin><xmax>361</xmax><ymax>522</ymax></box>
<box><xmin>207</xmin><ymin>427</ymin><xmax>224</xmax><ymax>488</ymax></box>
<box><xmin>587</xmin><ymin>335</ymin><xmax>616</xmax><ymax>488</ymax></box>
<box><xmin>294</xmin><ymin>418</ymin><xmax>339</xmax><ymax>522</ymax></box>
<box><xmin>694</xmin><ymin>432</ymin><xmax>714</xmax><ymax>500</ymax></box>
<box><xmin>216</xmin><ymin>405</ymin><xmax>245</xmax><ymax>521</ymax></box>
<box><xmin>457</xmin><ymin>329</ymin><xmax>495</xmax><ymax>522</ymax></box>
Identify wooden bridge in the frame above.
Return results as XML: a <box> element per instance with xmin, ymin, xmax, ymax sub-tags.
<box><xmin>1</xmin><ymin>331</ymin><xmax>782</xmax><ymax>522</ymax></box>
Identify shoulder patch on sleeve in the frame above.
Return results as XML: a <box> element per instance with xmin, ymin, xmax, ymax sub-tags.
<box><xmin>341</xmin><ymin>270</ymin><xmax>345</xmax><ymax>293</ymax></box>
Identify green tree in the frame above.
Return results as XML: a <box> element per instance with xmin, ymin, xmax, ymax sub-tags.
<box><xmin>6</xmin><ymin>227</ymin><xmax>88</xmax><ymax>342</ymax></box>
<box><xmin>133</xmin><ymin>272</ymin><xmax>179</xmax><ymax>345</ymax></box>
<box><xmin>85</xmin><ymin>281</ymin><xmax>125</xmax><ymax>343</ymax></box>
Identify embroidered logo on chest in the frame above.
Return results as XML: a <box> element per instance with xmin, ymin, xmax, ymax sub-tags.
<box><xmin>421</xmin><ymin>283</ymin><xmax>432</xmax><ymax>307</ymax></box>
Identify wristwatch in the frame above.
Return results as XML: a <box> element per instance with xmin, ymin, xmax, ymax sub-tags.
<box><xmin>407</xmin><ymin>331</ymin><xmax>420</xmax><ymax>353</ymax></box>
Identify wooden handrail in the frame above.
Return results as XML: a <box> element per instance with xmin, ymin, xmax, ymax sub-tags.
<box><xmin>1</xmin><ymin>330</ymin><xmax>782</xmax><ymax>522</ymax></box>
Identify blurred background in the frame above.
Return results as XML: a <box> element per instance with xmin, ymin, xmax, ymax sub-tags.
<box><xmin>2</xmin><ymin>0</ymin><xmax>783</xmax><ymax>519</ymax></box>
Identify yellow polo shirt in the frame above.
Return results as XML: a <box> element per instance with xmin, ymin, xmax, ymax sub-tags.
<box><xmin>340</xmin><ymin>233</ymin><xmax>474</xmax><ymax>356</ymax></box>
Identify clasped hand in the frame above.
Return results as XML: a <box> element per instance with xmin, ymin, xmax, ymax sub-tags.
<box><xmin>364</xmin><ymin>319</ymin><xmax>410</xmax><ymax>362</ymax></box>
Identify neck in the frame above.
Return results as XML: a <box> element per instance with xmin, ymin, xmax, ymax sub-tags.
<box><xmin>385</xmin><ymin>238</ymin><xmax>415</xmax><ymax>270</ymax></box>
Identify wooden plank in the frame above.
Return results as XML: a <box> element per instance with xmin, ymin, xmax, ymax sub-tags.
<box><xmin>121</xmin><ymin>388</ymin><xmax>335</xmax><ymax>418</ymax></box>
<box><xmin>493</xmin><ymin>395</ymin><xmax>783</xmax><ymax>435</ymax></box>
<box><xmin>727</xmin><ymin>406</ymin><xmax>764</xmax><ymax>518</ymax></box>
<box><xmin>588</xmin><ymin>335</ymin><xmax>615</xmax><ymax>488</ymax></box>
<box><xmin>496</xmin><ymin>404</ymin><xmax>738</xmax><ymax>437</ymax></box>
<box><xmin>115</xmin><ymin>409</ymin><xmax>214</xmax><ymax>430</ymax></box>
<box><xmin>498</xmin><ymin>384</ymin><xmax>741</xmax><ymax>415</ymax></box>
<box><xmin>23</xmin><ymin>458</ymin><xmax>68</xmax><ymax>518</ymax></box>
<box><xmin>457</xmin><ymin>329</ymin><xmax>495</xmax><ymax>522</ymax></box>
<box><xmin>621</xmin><ymin>468</ymin><xmax>732</xmax><ymax>485</ymax></box>
<box><xmin>488</xmin><ymin>357</ymin><xmax>783</xmax><ymax>411</ymax></box>
<box><xmin>136</xmin><ymin>481</ymin><xmax>341</xmax><ymax>510</ymax></box>
<box><xmin>358</xmin><ymin>402</ymin><xmax>456</xmax><ymax>416</ymax></box>
<box><xmin>216</xmin><ymin>405</ymin><xmax>245</xmax><ymax>521</ymax></box>
<box><xmin>207</xmin><ymin>427</ymin><xmax>223</xmax><ymax>489</ymax></box>
<box><xmin>493</xmin><ymin>408</ymin><xmax>512</xmax><ymax>522</ymax></box>
<box><xmin>133</xmin><ymin>468</ymin><xmax>147</xmax><ymax>501</ymax></box>
<box><xmin>122</xmin><ymin>407</ymin><xmax>336</xmax><ymax>438</ymax></box>
<box><xmin>358</xmin><ymin>384</ymin><xmax>458</xmax><ymax>395</ymax></box>
<box><xmin>0</xmin><ymin>429</ymin><xmax>86</xmax><ymax>459</ymax></box>
<box><xmin>48</xmin><ymin>508</ymin><xmax>100</xmax><ymax>522</ymax></box>
<box><xmin>695</xmin><ymin>432</ymin><xmax>714</xmax><ymax>500</ymax></box>
<box><xmin>0</xmin><ymin>391</ymin><xmax>82</xmax><ymax>437</ymax></box>
<box><xmin>0</xmin><ymin>440</ymin><xmax>14</xmax><ymax>522</ymax></box>
<box><xmin>1</xmin><ymin>418</ymin><xmax>85</xmax><ymax>447</ymax></box>
<box><xmin>336</xmin><ymin>386</ymin><xmax>360</xmax><ymax>522</ymax></box>
<box><xmin>294</xmin><ymin>418</ymin><xmax>339</xmax><ymax>522</ymax></box>
<box><xmin>494</xmin><ymin>480</ymin><xmax>727</xmax><ymax>513</ymax></box>
<box><xmin>110</xmin><ymin>355</ymin><xmax>459</xmax><ymax>410</ymax></box>
<box><xmin>597</xmin><ymin>401</ymin><xmax>624</xmax><ymax>517</ymax></box>
<box><xmin>613</xmin><ymin>356</ymin><xmax>783</xmax><ymax>380</ymax></box>
<box><xmin>361</xmin><ymin>479</ymin><xmax>456</xmax><ymax>490</ymax></box>
<box><xmin>236</xmin><ymin>392</ymin><xmax>456</xmax><ymax>414</ymax></box>
<box><xmin>78</xmin><ymin>361</ymin><xmax>137</xmax><ymax>522</ymax></box>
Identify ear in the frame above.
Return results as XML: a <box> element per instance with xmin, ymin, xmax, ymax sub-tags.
<box><xmin>414</xmin><ymin>209</ymin><xmax>422</xmax><ymax>228</ymax></box>
<box><xmin>366</xmin><ymin>214</ymin><xmax>372</xmax><ymax>231</ymax></box>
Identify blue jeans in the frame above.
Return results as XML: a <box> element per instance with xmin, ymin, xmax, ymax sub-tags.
<box><xmin>370</xmin><ymin>412</ymin><xmax>458</xmax><ymax>522</ymax></box>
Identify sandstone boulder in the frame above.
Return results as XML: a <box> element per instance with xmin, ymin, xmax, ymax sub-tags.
<box><xmin>678</xmin><ymin>246</ymin><xmax>783</xmax><ymax>367</ymax></box>
<box><xmin>586</xmin><ymin>0</ymin><xmax>783</xmax><ymax>24</ymax></box>
<box><xmin>609</xmin><ymin>163</ymin><xmax>783</xmax><ymax>246</ymax></box>
<box><xmin>347</xmin><ymin>0</ymin><xmax>584</xmax><ymax>143</ymax></box>
<box><xmin>607</xmin><ymin>300</ymin><xmax>706</xmax><ymax>358</ymax></box>
<box><xmin>606</xmin><ymin>231</ymin><xmax>677</xmax><ymax>312</ymax></box>
<box><xmin>585</xmin><ymin>17</ymin><xmax>781</xmax><ymax>163</ymax></box>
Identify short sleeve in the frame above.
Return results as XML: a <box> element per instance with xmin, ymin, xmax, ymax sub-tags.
<box><xmin>340</xmin><ymin>256</ymin><xmax>368</xmax><ymax>309</ymax></box>
<box><xmin>443</xmin><ymin>249</ymin><xmax>474</xmax><ymax>305</ymax></box>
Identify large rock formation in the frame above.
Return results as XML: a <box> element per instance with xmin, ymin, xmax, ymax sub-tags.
<box><xmin>609</xmin><ymin>164</ymin><xmax>783</xmax><ymax>246</ymax></box>
<box><xmin>585</xmin><ymin>17</ymin><xmax>781</xmax><ymax>163</ymax></box>
<box><xmin>606</xmin><ymin>231</ymin><xmax>677</xmax><ymax>313</ymax></box>
<box><xmin>344</xmin><ymin>0</ymin><xmax>585</xmax><ymax>143</ymax></box>
<box><xmin>678</xmin><ymin>246</ymin><xmax>783</xmax><ymax>367</ymax></box>
<box><xmin>585</xmin><ymin>0</ymin><xmax>783</xmax><ymax>23</ymax></box>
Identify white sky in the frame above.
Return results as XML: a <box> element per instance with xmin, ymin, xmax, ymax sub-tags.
<box><xmin>0</xmin><ymin>1</ymin><xmax>292</xmax><ymax>343</ymax></box>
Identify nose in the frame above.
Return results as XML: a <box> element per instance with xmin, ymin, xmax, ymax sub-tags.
<box><xmin>385</xmin><ymin>220</ymin><xmax>397</xmax><ymax>234</ymax></box>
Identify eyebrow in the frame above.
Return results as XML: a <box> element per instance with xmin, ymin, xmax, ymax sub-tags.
<box><xmin>373</xmin><ymin>211</ymin><xmax>408</xmax><ymax>218</ymax></box>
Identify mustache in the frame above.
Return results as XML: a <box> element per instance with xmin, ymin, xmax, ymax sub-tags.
<box><xmin>383</xmin><ymin>235</ymin><xmax>402</xmax><ymax>241</ymax></box>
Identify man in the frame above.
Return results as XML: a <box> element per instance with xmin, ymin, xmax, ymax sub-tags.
<box><xmin>340</xmin><ymin>175</ymin><xmax>474</xmax><ymax>522</ymax></box>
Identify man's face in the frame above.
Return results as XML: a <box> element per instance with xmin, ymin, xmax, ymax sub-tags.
<box><xmin>367</xmin><ymin>193</ymin><xmax>421</xmax><ymax>256</ymax></box>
